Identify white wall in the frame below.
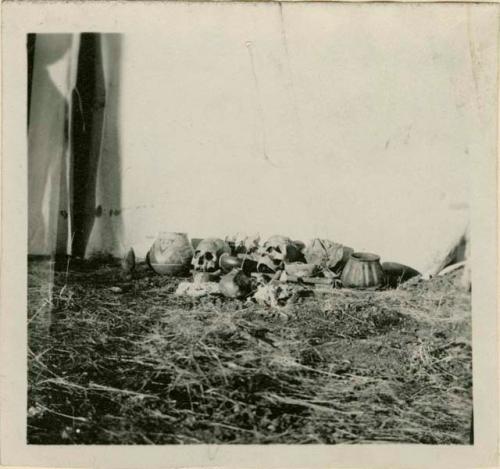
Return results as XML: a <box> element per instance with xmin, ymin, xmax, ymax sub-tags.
<box><xmin>87</xmin><ymin>3</ymin><xmax>498</xmax><ymax>273</ymax></box>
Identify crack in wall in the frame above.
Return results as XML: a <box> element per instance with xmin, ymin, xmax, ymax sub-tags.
<box><xmin>245</xmin><ymin>40</ymin><xmax>281</xmax><ymax>168</ymax></box>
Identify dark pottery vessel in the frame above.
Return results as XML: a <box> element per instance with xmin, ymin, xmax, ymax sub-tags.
<box><xmin>382</xmin><ymin>262</ymin><xmax>420</xmax><ymax>288</ymax></box>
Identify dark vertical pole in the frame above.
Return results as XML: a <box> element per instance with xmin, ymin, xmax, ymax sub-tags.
<box><xmin>27</xmin><ymin>33</ymin><xmax>37</xmax><ymax>129</ymax></box>
<box><xmin>70</xmin><ymin>33</ymin><xmax>106</xmax><ymax>258</ymax></box>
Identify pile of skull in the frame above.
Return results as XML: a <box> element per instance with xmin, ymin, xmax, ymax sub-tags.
<box><xmin>174</xmin><ymin>234</ymin><xmax>354</xmax><ymax>308</ymax></box>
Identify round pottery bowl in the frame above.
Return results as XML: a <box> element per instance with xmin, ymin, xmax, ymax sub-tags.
<box><xmin>149</xmin><ymin>263</ymin><xmax>189</xmax><ymax>276</ymax></box>
<box><xmin>149</xmin><ymin>232</ymin><xmax>193</xmax><ymax>265</ymax></box>
<box><xmin>147</xmin><ymin>232</ymin><xmax>193</xmax><ymax>276</ymax></box>
<box><xmin>341</xmin><ymin>252</ymin><xmax>385</xmax><ymax>289</ymax></box>
<box><xmin>382</xmin><ymin>262</ymin><xmax>420</xmax><ymax>288</ymax></box>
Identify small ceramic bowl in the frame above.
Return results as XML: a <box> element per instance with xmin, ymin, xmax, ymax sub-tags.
<box><xmin>149</xmin><ymin>263</ymin><xmax>189</xmax><ymax>276</ymax></box>
<box><xmin>382</xmin><ymin>262</ymin><xmax>420</xmax><ymax>288</ymax></box>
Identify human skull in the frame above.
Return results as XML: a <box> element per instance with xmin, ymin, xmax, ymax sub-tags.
<box><xmin>234</xmin><ymin>233</ymin><xmax>261</xmax><ymax>255</ymax></box>
<box><xmin>257</xmin><ymin>235</ymin><xmax>304</xmax><ymax>272</ymax></box>
<box><xmin>191</xmin><ymin>238</ymin><xmax>231</xmax><ymax>272</ymax></box>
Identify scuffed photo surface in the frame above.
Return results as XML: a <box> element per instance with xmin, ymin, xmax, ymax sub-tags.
<box><xmin>23</xmin><ymin>1</ymin><xmax>495</xmax><ymax>450</ymax></box>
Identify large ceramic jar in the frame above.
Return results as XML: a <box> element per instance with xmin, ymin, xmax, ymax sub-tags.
<box><xmin>147</xmin><ymin>232</ymin><xmax>193</xmax><ymax>275</ymax></box>
<box><xmin>341</xmin><ymin>252</ymin><xmax>385</xmax><ymax>289</ymax></box>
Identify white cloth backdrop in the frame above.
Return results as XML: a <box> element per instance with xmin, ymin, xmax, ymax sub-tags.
<box><xmin>29</xmin><ymin>5</ymin><xmax>498</xmax><ymax>274</ymax></box>
<box><xmin>28</xmin><ymin>34</ymin><xmax>80</xmax><ymax>256</ymax></box>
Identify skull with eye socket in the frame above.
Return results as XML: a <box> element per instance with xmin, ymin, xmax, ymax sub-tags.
<box><xmin>225</xmin><ymin>232</ymin><xmax>261</xmax><ymax>256</ymax></box>
<box><xmin>191</xmin><ymin>238</ymin><xmax>231</xmax><ymax>273</ymax></box>
<box><xmin>257</xmin><ymin>235</ymin><xmax>305</xmax><ymax>273</ymax></box>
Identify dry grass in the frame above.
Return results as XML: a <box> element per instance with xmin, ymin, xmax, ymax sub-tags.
<box><xmin>28</xmin><ymin>258</ymin><xmax>472</xmax><ymax>444</ymax></box>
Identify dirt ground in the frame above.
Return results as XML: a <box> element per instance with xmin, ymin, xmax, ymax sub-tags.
<box><xmin>27</xmin><ymin>258</ymin><xmax>472</xmax><ymax>444</ymax></box>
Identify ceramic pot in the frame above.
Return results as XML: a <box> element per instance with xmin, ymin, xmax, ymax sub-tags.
<box><xmin>148</xmin><ymin>232</ymin><xmax>193</xmax><ymax>276</ymax></box>
<box><xmin>341</xmin><ymin>252</ymin><xmax>385</xmax><ymax>289</ymax></box>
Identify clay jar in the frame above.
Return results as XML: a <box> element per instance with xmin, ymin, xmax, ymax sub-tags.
<box><xmin>148</xmin><ymin>232</ymin><xmax>193</xmax><ymax>275</ymax></box>
<box><xmin>341</xmin><ymin>252</ymin><xmax>385</xmax><ymax>289</ymax></box>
